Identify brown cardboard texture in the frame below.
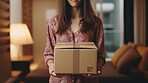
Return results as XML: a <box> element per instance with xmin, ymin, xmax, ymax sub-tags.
<box><xmin>54</xmin><ymin>42</ymin><xmax>97</xmax><ymax>74</ymax></box>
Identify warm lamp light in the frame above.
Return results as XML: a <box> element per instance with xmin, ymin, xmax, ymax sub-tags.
<box><xmin>10</xmin><ymin>24</ymin><xmax>33</xmax><ymax>44</ymax></box>
<box><xmin>10</xmin><ymin>23</ymin><xmax>33</xmax><ymax>58</ymax></box>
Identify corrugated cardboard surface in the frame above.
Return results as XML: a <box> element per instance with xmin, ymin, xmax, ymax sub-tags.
<box><xmin>54</xmin><ymin>42</ymin><xmax>97</xmax><ymax>74</ymax></box>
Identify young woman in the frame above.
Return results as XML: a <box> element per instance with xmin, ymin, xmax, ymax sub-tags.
<box><xmin>44</xmin><ymin>0</ymin><xmax>106</xmax><ymax>83</ymax></box>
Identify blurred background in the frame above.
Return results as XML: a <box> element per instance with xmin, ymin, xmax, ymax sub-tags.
<box><xmin>0</xmin><ymin>0</ymin><xmax>147</xmax><ymax>83</ymax></box>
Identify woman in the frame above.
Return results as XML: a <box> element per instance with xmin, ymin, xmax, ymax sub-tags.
<box><xmin>44</xmin><ymin>0</ymin><xmax>105</xmax><ymax>83</ymax></box>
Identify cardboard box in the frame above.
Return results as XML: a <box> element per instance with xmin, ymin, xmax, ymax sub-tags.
<box><xmin>54</xmin><ymin>42</ymin><xmax>97</xmax><ymax>74</ymax></box>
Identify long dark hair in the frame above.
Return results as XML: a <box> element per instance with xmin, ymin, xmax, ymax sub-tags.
<box><xmin>57</xmin><ymin>0</ymin><xmax>98</xmax><ymax>40</ymax></box>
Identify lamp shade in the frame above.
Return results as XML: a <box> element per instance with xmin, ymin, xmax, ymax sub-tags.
<box><xmin>10</xmin><ymin>23</ymin><xmax>33</xmax><ymax>45</ymax></box>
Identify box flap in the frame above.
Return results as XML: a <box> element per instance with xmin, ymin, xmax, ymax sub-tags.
<box><xmin>55</xmin><ymin>42</ymin><xmax>97</xmax><ymax>49</ymax></box>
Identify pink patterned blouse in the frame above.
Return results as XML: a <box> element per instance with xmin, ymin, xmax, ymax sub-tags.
<box><xmin>44</xmin><ymin>16</ymin><xmax>105</xmax><ymax>83</ymax></box>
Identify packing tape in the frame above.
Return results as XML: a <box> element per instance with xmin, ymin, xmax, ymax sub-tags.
<box><xmin>57</xmin><ymin>43</ymin><xmax>94</xmax><ymax>48</ymax></box>
<box><xmin>73</xmin><ymin>49</ymin><xmax>80</xmax><ymax>73</ymax></box>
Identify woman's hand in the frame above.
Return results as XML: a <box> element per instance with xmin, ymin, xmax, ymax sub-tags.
<box><xmin>48</xmin><ymin>60</ymin><xmax>54</xmax><ymax>75</ymax></box>
<box><xmin>47</xmin><ymin>60</ymin><xmax>64</xmax><ymax>77</ymax></box>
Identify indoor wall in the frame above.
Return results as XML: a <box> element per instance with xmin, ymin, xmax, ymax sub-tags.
<box><xmin>33</xmin><ymin>0</ymin><xmax>59</xmax><ymax>64</ymax></box>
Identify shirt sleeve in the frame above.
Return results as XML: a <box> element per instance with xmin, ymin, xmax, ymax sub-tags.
<box><xmin>44</xmin><ymin>21</ymin><xmax>56</xmax><ymax>67</ymax></box>
<box><xmin>95</xmin><ymin>18</ymin><xmax>106</xmax><ymax>65</ymax></box>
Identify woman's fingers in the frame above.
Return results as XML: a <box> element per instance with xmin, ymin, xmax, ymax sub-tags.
<box><xmin>84</xmin><ymin>74</ymin><xmax>101</xmax><ymax>78</ymax></box>
<box><xmin>98</xmin><ymin>70</ymin><xmax>102</xmax><ymax>74</ymax></box>
<box><xmin>82</xmin><ymin>74</ymin><xmax>88</xmax><ymax>77</ymax></box>
<box><xmin>49</xmin><ymin>63</ymin><xmax>55</xmax><ymax>74</ymax></box>
<box><xmin>82</xmin><ymin>70</ymin><xmax>102</xmax><ymax>78</ymax></box>
<box><xmin>82</xmin><ymin>74</ymin><xmax>93</xmax><ymax>78</ymax></box>
<box><xmin>48</xmin><ymin>62</ymin><xmax>65</xmax><ymax>78</ymax></box>
<box><xmin>51</xmin><ymin>71</ymin><xmax>56</xmax><ymax>76</ymax></box>
<box><xmin>50</xmin><ymin>71</ymin><xmax>65</xmax><ymax>78</ymax></box>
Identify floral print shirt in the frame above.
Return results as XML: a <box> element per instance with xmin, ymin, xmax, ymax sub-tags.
<box><xmin>44</xmin><ymin>16</ymin><xmax>105</xmax><ymax>83</ymax></box>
